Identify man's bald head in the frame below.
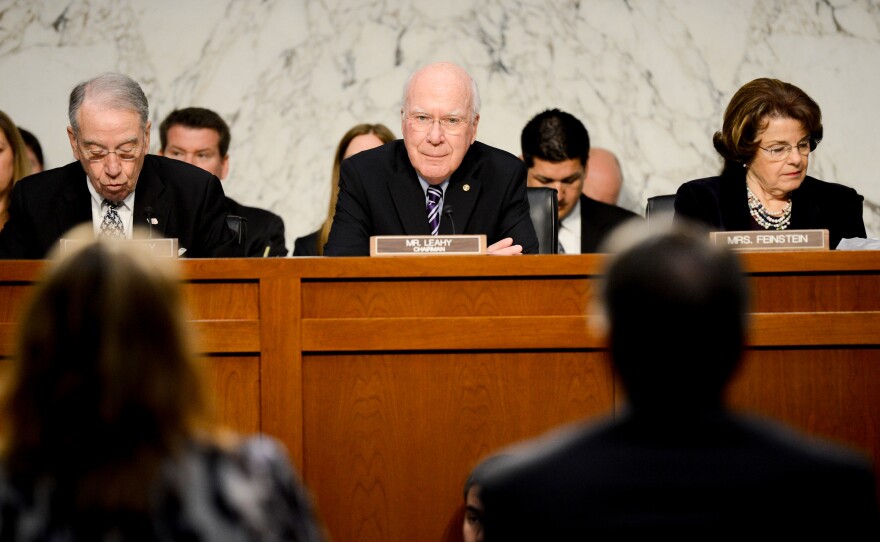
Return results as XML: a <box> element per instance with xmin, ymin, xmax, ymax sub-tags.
<box><xmin>583</xmin><ymin>148</ymin><xmax>623</xmax><ymax>205</ymax></box>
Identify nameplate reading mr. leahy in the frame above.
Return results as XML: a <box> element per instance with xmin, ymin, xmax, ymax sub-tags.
<box><xmin>710</xmin><ymin>229</ymin><xmax>829</xmax><ymax>252</ymax></box>
<box><xmin>371</xmin><ymin>235</ymin><xmax>487</xmax><ymax>256</ymax></box>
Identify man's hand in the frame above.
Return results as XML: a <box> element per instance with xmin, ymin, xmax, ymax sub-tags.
<box><xmin>487</xmin><ymin>237</ymin><xmax>523</xmax><ymax>255</ymax></box>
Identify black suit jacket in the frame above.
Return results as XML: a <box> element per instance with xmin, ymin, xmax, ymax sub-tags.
<box><xmin>577</xmin><ymin>194</ymin><xmax>640</xmax><ymax>253</ymax></box>
<box><xmin>674</xmin><ymin>173</ymin><xmax>866</xmax><ymax>249</ymax></box>
<box><xmin>480</xmin><ymin>410</ymin><xmax>879</xmax><ymax>539</ymax></box>
<box><xmin>226</xmin><ymin>197</ymin><xmax>287</xmax><ymax>257</ymax></box>
<box><xmin>292</xmin><ymin>230</ymin><xmax>320</xmax><ymax>256</ymax></box>
<box><xmin>0</xmin><ymin>155</ymin><xmax>241</xmax><ymax>258</ymax></box>
<box><xmin>324</xmin><ymin>140</ymin><xmax>539</xmax><ymax>256</ymax></box>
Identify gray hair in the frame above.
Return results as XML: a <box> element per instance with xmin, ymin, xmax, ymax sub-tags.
<box><xmin>401</xmin><ymin>63</ymin><xmax>481</xmax><ymax>120</ymax></box>
<box><xmin>68</xmin><ymin>73</ymin><xmax>149</xmax><ymax>135</ymax></box>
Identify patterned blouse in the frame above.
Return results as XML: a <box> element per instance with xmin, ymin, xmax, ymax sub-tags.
<box><xmin>0</xmin><ymin>436</ymin><xmax>323</xmax><ymax>541</ymax></box>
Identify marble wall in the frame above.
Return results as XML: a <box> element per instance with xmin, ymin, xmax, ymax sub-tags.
<box><xmin>2</xmin><ymin>0</ymin><xmax>879</xmax><ymax>248</ymax></box>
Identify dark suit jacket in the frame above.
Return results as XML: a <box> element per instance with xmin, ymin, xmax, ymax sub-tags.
<box><xmin>480</xmin><ymin>410</ymin><xmax>879</xmax><ymax>539</ymax></box>
<box><xmin>577</xmin><ymin>194</ymin><xmax>640</xmax><ymax>253</ymax></box>
<box><xmin>674</xmin><ymin>173</ymin><xmax>866</xmax><ymax>249</ymax></box>
<box><xmin>0</xmin><ymin>155</ymin><xmax>241</xmax><ymax>259</ymax></box>
<box><xmin>226</xmin><ymin>197</ymin><xmax>287</xmax><ymax>257</ymax></box>
<box><xmin>324</xmin><ymin>140</ymin><xmax>539</xmax><ymax>256</ymax></box>
<box><xmin>293</xmin><ymin>230</ymin><xmax>320</xmax><ymax>256</ymax></box>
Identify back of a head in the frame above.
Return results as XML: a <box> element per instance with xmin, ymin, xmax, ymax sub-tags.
<box><xmin>521</xmin><ymin>109</ymin><xmax>590</xmax><ymax>168</ymax></box>
<box><xmin>600</xmin><ymin>222</ymin><xmax>749</xmax><ymax>411</ymax></box>
<box><xmin>3</xmin><ymin>231</ymin><xmax>205</xmax><ymax>507</ymax></box>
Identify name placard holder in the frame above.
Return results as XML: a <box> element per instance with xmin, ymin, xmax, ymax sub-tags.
<box><xmin>370</xmin><ymin>235</ymin><xmax>487</xmax><ymax>256</ymax></box>
<box><xmin>59</xmin><ymin>238</ymin><xmax>180</xmax><ymax>258</ymax></box>
<box><xmin>709</xmin><ymin>229</ymin><xmax>829</xmax><ymax>252</ymax></box>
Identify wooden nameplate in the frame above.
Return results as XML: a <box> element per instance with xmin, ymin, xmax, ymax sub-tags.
<box><xmin>370</xmin><ymin>235</ymin><xmax>487</xmax><ymax>256</ymax></box>
<box><xmin>710</xmin><ymin>229</ymin><xmax>829</xmax><ymax>252</ymax></box>
<box><xmin>59</xmin><ymin>237</ymin><xmax>180</xmax><ymax>258</ymax></box>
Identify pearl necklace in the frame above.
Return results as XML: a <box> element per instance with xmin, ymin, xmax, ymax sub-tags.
<box><xmin>747</xmin><ymin>185</ymin><xmax>792</xmax><ymax>230</ymax></box>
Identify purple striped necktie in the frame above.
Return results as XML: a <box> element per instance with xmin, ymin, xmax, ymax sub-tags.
<box><xmin>426</xmin><ymin>186</ymin><xmax>443</xmax><ymax>235</ymax></box>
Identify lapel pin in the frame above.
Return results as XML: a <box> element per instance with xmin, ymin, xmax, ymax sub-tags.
<box><xmin>463</xmin><ymin>184</ymin><xmax>471</xmax><ymax>192</ymax></box>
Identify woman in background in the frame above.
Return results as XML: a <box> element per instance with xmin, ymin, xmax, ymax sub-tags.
<box><xmin>293</xmin><ymin>123</ymin><xmax>395</xmax><ymax>256</ymax></box>
<box><xmin>0</xmin><ymin>232</ymin><xmax>322</xmax><ymax>541</ymax></box>
<box><xmin>0</xmin><ymin>111</ymin><xmax>32</xmax><ymax>231</ymax></box>
<box><xmin>674</xmin><ymin>78</ymin><xmax>865</xmax><ymax>249</ymax></box>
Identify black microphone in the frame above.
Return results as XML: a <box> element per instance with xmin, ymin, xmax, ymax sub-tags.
<box><xmin>443</xmin><ymin>205</ymin><xmax>456</xmax><ymax>235</ymax></box>
<box><xmin>144</xmin><ymin>207</ymin><xmax>155</xmax><ymax>239</ymax></box>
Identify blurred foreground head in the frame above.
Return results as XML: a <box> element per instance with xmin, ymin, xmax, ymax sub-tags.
<box><xmin>599</xmin><ymin>221</ymin><xmax>749</xmax><ymax>412</ymax></box>
<box><xmin>3</xmin><ymin>227</ymin><xmax>205</xmax><ymax>497</ymax></box>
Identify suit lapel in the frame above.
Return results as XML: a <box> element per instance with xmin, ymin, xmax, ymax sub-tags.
<box><xmin>719</xmin><ymin>172</ymin><xmax>752</xmax><ymax>231</ymax></box>
<box><xmin>790</xmin><ymin>177</ymin><xmax>819</xmax><ymax>229</ymax></box>
<box><xmin>58</xmin><ymin>165</ymin><xmax>93</xmax><ymax>235</ymax></box>
<box><xmin>132</xmin><ymin>157</ymin><xmax>170</xmax><ymax>237</ymax></box>
<box><xmin>441</xmin><ymin>175</ymin><xmax>480</xmax><ymax>235</ymax></box>
<box><xmin>388</xmin><ymin>149</ymin><xmax>432</xmax><ymax>235</ymax></box>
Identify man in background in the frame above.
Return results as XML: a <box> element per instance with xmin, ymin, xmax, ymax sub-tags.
<box><xmin>325</xmin><ymin>62</ymin><xmax>538</xmax><ymax>256</ymax></box>
<box><xmin>521</xmin><ymin>110</ymin><xmax>637</xmax><ymax>253</ymax></box>
<box><xmin>583</xmin><ymin>147</ymin><xmax>622</xmax><ymax>205</ymax></box>
<box><xmin>479</xmin><ymin>222</ymin><xmax>879</xmax><ymax>538</ymax></box>
<box><xmin>159</xmin><ymin>107</ymin><xmax>287</xmax><ymax>256</ymax></box>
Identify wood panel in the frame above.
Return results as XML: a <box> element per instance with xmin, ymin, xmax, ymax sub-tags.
<box><xmin>302</xmin><ymin>351</ymin><xmax>614</xmax><ymax>542</ymax></box>
<box><xmin>302</xmin><ymin>278</ymin><xmax>593</xmax><ymax>318</ymax></box>
<box><xmin>729</xmin><ymin>348</ymin><xmax>880</xmax><ymax>459</ymax></box>
<box><xmin>750</xmin><ymin>273</ymin><xmax>880</xmax><ymax>312</ymax></box>
<box><xmin>203</xmin><ymin>355</ymin><xmax>261</xmax><ymax>435</ymax></box>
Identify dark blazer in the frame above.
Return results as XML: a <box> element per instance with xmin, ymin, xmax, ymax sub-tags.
<box><xmin>480</xmin><ymin>410</ymin><xmax>879</xmax><ymax>539</ymax></box>
<box><xmin>577</xmin><ymin>194</ymin><xmax>640</xmax><ymax>253</ymax></box>
<box><xmin>293</xmin><ymin>230</ymin><xmax>320</xmax><ymax>256</ymax></box>
<box><xmin>674</xmin><ymin>173</ymin><xmax>866</xmax><ymax>249</ymax></box>
<box><xmin>324</xmin><ymin>140</ymin><xmax>539</xmax><ymax>256</ymax></box>
<box><xmin>0</xmin><ymin>155</ymin><xmax>241</xmax><ymax>259</ymax></box>
<box><xmin>226</xmin><ymin>197</ymin><xmax>287</xmax><ymax>257</ymax></box>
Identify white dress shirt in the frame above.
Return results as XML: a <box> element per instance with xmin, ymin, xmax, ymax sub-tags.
<box><xmin>557</xmin><ymin>197</ymin><xmax>581</xmax><ymax>254</ymax></box>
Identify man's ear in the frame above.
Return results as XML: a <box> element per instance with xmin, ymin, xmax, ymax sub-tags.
<box><xmin>67</xmin><ymin>126</ymin><xmax>79</xmax><ymax>160</ymax></box>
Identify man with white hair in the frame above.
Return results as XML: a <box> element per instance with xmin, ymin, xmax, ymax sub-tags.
<box><xmin>0</xmin><ymin>73</ymin><xmax>239</xmax><ymax>258</ymax></box>
<box><xmin>325</xmin><ymin>62</ymin><xmax>538</xmax><ymax>255</ymax></box>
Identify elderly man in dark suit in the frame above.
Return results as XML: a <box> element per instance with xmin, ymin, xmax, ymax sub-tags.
<box><xmin>479</xmin><ymin>223</ymin><xmax>879</xmax><ymax>539</ymax></box>
<box><xmin>0</xmin><ymin>73</ymin><xmax>239</xmax><ymax>259</ymax></box>
<box><xmin>521</xmin><ymin>109</ymin><xmax>637</xmax><ymax>253</ymax></box>
<box><xmin>324</xmin><ymin>62</ymin><xmax>538</xmax><ymax>256</ymax></box>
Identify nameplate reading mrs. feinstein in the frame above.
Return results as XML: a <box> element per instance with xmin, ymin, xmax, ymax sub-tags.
<box><xmin>709</xmin><ymin>229</ymin><xmax>829</xmax><ymax>252</ymax></box>
<box><xmin>370</xmin><ymin>235</ymin><xmax>487</xmax><ymax>256</ymax></box>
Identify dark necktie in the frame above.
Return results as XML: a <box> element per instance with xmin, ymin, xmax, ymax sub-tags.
<box><xmin>426</xmin><ymin>186</ymin><xmax>443</xmax><ymax>235</ymax></box>
<box><xmin>101</xmin><ymin>199</ymin><xmax>125</xmax><ymax>239</ymax></box>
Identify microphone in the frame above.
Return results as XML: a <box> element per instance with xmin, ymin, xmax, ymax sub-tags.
<box><xmin>144</xmin><ymin>207</ymin><xmax>155</xmax><ymax>239</ymax></box>
<box><xmin>443</xmin><ymin>205</ymin><xmax>456</xmax><ymax>235</ymax></box>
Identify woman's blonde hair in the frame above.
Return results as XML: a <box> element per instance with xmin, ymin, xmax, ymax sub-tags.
<box><xmin>0</xmin><ymin>110</ymin><xmax>32</xmax><ymax>186</ymax></box>
<box><xmin>318</xmin><ymin>123</ymin><xmax>395</xmax><ymax>254</ymax></box>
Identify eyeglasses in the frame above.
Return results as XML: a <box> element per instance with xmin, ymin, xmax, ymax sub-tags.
<box><xmin>405</xmin><ymin>113</ymin><xmax>472</xmax><ymax>135</ymax></box>
<box><xmin>757</xmin><ymin>140</ymin><xmax>812</xmax><ymax>162</ymax></box>
<box><xmin>79</xmin><ymin>137</ymin><xmax>144</xmax><ymax>163</ymax></box>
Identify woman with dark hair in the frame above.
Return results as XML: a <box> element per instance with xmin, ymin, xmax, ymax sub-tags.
<box><xmin>674</xmin><ymin>78</ymin><xmax>865</xmax><ymax>248</ymax></box>
<box><xmin>0</xmin><ymin>231</ymin><xmax>323</xmax><ymax>541</ymax></box>
<box><xmin>293</xmin><ymin>123</ymin><xmax>395</xmax><ymax>256</ymax></box>
<box><xmin>0</xmin><ymin>111</ymin><xmax>32</xmax><ymax>231</ymax></box>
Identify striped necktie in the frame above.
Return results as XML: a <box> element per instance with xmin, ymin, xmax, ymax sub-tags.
<box><xmin>426</xmin><ymin>186</ymin><xmax>443</xmax><ymax>235</ymax></box>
